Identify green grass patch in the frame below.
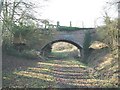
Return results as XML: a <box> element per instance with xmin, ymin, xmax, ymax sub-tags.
<box><xmin>50</xmin><ymin>51</ymin><xmax>69</xmax><ymax>58</ymax></box>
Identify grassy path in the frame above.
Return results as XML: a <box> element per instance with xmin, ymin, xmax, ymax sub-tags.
<box><xmin>3</xmin><ymin>55</ymin><xmax>115</xmax><ymax>88</ymax></box>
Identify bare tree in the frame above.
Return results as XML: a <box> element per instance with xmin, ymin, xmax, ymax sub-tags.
<box><xmin>1</xmin><ymin>0</ymin><xmax>48</xmax><ymax>51</ymax></box>
<box><xmin>0</xmin><ymin>0</ymin><xmax>4</xmax><ymax>13</ymax></box>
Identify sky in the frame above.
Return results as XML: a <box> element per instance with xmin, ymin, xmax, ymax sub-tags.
<box><xmin>29</xmin><ymin>0</ymin><xmax>117</xmax><ymax>27</ymax></box>
<box><xmin>0</xmin><ymin>0</ymin><xmax>117</xmax><ymax>27</ymax></box>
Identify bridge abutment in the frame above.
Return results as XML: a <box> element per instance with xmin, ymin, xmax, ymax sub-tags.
<box><xmin>80</xmin><ymin>49</ymin><xmax>84</xmax><ymax>60</ymax></box>
<box><xmin>41</xmin><ymin>44</ymin><xmax>52</xmax><ymax>56</ymax></box>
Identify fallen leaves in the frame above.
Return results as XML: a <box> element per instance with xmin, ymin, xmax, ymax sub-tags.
<box><xmin>3</xmin><ymin>58</ymin><xmax>118</xmax><ymax>88</ymax></box>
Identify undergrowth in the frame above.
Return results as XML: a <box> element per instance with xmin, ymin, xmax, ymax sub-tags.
<box><xmin>3</xmin><ymin>45</ymin><xmax>40</xmax><ymax>59</ymax></box>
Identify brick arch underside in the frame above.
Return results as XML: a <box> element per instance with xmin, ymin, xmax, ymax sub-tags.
<box><xmin>41</xmin><ymin>39</ymin><xmax>83</xmax><ymax>52</ymax></box>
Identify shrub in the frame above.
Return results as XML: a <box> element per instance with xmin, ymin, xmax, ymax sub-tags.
<box><xmin>21</xmin><ymin>50</ymin><xmax>40</xmax><ymax>59</ymax></box>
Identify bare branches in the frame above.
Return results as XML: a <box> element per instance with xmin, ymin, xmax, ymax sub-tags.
<box><xmin>105</xmin><ymin>0</ymin><xmax>119</xmax><ymax>10</ymax></box>
<box><xmin>0</xmin><ymin>0</ymin><xmax>4</xmax><ymax>13</ymax></box>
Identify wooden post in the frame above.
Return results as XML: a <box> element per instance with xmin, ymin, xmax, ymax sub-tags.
<box><xmin>70</xmin><ymin>21</ymin><xmax>72</xmax><ymax>27</ymax></box>
<box><xmin>57</xmin><ymin>21</ymin><xmax>60</xmax><ymax>27</ymax></box>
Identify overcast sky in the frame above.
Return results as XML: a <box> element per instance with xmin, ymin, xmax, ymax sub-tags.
<box><xmin>32</xmin><ymin>0</ymin><xmax>117</xmax><ymax>27</ymax></box>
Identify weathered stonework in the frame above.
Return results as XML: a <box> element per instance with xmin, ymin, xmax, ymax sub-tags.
<box><xmin>40</xmin><ymin>28</ymin><xmax>95</xmax><ymax>58</ymax></box>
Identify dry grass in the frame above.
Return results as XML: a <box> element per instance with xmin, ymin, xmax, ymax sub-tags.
<box><xmin>2</xmin><ymin>52</ymin><xmax>119</xmax><ymax>88</ymax></box>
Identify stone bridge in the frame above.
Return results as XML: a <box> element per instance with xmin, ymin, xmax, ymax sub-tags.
<box><xmin>40</xmin><ymin>27</ymin><xmax>96</xmax><ymax>58</ymax></box>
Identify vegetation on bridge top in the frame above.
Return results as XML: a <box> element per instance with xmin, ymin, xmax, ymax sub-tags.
<box><xmin>57</xmin><ymin>26</ymin><xmax>94</xmax><ymax>31</ymax></box>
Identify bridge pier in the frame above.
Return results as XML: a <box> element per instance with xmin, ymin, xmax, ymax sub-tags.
<box><xmin>80</xmin><ymin>49</ymin><xmax>84</xmax><ymax>60</ymax></box>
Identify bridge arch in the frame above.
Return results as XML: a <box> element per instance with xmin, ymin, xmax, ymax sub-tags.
<box><xmin>41</xmin><ymin>39</ymin><xmax>83</xmax><ymax>57</ymax></box>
